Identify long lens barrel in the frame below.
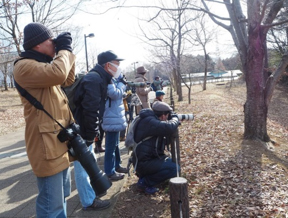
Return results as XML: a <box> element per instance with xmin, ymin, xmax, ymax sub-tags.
<box><xmin>69</xmin><ymin>135</ymin><xmax>112</xmax><ymax>196</ymax></box>
<box><xmin>177</xmin><ymin>114</ymin><xmax>194</xmax><ymax>121</ymax></box>
<box><xmin>126</xmin><ymin>81</ymin><xmax>146</xmax><ymax>87</ymax></box>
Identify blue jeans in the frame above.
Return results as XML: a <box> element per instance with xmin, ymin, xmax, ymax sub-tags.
<box><xmin>104</xmin><ymin>131</ymin><xmax>121</xmax><ymax>176</ymax></box>
<box><xmin>143</xmin><ymin>158</ymin><xmax>179</xmax><ymax>187</ymax></box>
<box><xmin>36</xmin><ymin>167</ymin><xmax>71</xmax><ymax>218</ymax></box>
<box><xmin>73</xmin><ymin>144</ymin><xmax>96</xmax><ymax>207</ymax></box>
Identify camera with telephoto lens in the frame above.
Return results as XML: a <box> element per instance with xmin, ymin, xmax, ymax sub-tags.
<box><xmin>57</xmin><ymin>123</ymin><xmax>112</xmax><ymax>196</ymax></box>
<box><xmin>177</xmin><ymin>114</ymin><xmax>194</xmax><ymax>121</ymax></box>
<box><xmin>119</xmin><ymin>76</ymin><xmax>147</xmax><ymax>87</ymax></box>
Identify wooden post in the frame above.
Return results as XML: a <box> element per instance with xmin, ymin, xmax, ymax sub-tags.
<box><xmin>170</xmin><ymin>129</ymin><xmax>181</xmax><ymax>176</ymax></box>
<box><xmin>169</xmin><ymin>177</ymin><xmax>189</xmax><ymax>218</ymax></box>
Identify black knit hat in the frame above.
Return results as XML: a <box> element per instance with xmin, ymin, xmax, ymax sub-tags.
<box><xmin>23</xmin><ymin>23</ymin><xmax>53</xmax><ymax>50</ymax></box>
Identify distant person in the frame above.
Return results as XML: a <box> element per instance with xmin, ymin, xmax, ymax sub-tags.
<box><xmin>132</xmin><ymin>101</ymin><xmax>180</xmax><ymax>194</ymax></box>
<box><xmin>134</xmin><ymin>66</ymin><xmax>153</xmax><ymax>114</ymax></box>
<box><xmin>120</xmin><ymin>89</ymin><xmax>132</xmax><ymax>141</ymax></box>
<box><xmin>13</xmin><ymin>22</ymin><xmax>75</xmax><ymax>217</ymax></box>
<box><xmin>153</xmin><ymin>90</ymin><xmax>165</xmax><ymax>104</ymax></box>
<box><xmin>72</xmin><ymin>51</ymin><xmax>124</xmax><ymax>210</ymax></box>
<box><xmin>152</xmin><ymin>76</ymin><xmax>163</xmax><ymax>91</ymax></box>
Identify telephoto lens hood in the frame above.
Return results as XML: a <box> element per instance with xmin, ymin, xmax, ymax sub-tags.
<box><xmin>177</xmin><ymin>114</ymin><xmax>194</xmax><ymax>121</ymax></box>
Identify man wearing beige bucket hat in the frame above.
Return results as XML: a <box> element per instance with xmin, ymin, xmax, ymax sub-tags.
<box><xmin>134</xmin><ymin>66</ymin><xmax>153</xmax><ymax>114</ymax></box>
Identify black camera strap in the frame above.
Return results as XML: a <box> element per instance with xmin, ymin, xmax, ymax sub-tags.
<box><xmin>14</xmin><ymin>80</ymin><xmax>66</xmax><ymax>130</ymax></box>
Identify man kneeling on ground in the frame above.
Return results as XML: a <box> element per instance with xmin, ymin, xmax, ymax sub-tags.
<box><xmin>132</xmin><ymin>101</ymin><xmax>180</xmax><ymax>194</ymax></box>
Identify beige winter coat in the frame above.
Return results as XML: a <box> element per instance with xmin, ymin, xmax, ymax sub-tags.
<box><xmin>13</xmin><ymin>50</ymin><xmax>76</xmax><ymax>177</ymax></box>
<box><xmin>134</xmin><ymin>73</ymin><xmax>151</xmax><ymax>113</ymax></box>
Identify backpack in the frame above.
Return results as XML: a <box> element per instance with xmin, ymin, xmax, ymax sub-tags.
<box><xmin>125</xmin><ymin>115</ymin><xmax>152</xmax><ymax>152</ymax></box>
<box><xmin>62</xmin><ymin>71</ymin><xmax>103</xmax><ymax>113</ymax></box>
<box><xmin>62</xmin><ymin>73</ymin><xmax>85</xmax><ymax>112</ymax></box>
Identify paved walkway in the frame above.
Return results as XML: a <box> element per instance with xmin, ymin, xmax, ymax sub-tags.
<box><xmin>0</xmin><ymin>127</ymin><xmax>130</xmax><ymax>218</ymax></box>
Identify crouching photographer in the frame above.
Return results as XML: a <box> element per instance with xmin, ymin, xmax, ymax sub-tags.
<box><xmin>131</xmin><ymin>101</ymin><xmax>180</xmax><ymax>194</ymax></box>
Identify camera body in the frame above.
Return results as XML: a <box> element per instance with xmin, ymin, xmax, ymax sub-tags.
<box><xmin>57</xmin><ymin>123</ymin><xmax>80</xmax><ymax>142</ymax></box>
<box><xmin>57</xmin><ymin>123</ymin><xmax>112</xmax><ymax>196</ymax></box>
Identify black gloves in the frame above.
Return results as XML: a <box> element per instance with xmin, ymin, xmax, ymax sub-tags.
<box><xmin>55</xmin><ymin>32</ymin><xmax>72</xmax><ymax>53</ymax></box>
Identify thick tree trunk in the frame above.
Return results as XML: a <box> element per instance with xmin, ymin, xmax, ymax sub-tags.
<box><xmin>244</xmin><ymin>24</ymin><xmax>270</xmax><ymax>142</ymax></box>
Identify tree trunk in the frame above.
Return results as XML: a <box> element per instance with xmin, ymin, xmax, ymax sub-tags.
<box><xmin>188</xmin><ymin>87</ymin><xmax>191</xmax><ymax>104</ymax></box>
<box><xmin>203</xmin><ymin>53</ymin><xmax>208</xmax><ymax>91</ymax></box>
<box><xmin>244</xmin><ymin>24</ymin><xmax>270</xmax><ymax>142</ymax></box>
<box><xmin>3</xmin><ymin>75</ymin><xmax>8</xmax><ymax>91</ymax></box>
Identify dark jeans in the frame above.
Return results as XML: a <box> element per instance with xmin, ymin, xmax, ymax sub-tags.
<box><xmin>142</xmin><ymin>158</ymin><xmax>179</xmax><ymax>187</ymax></box>
<box><xmin>128</xmin><ymin>103</ymin><xmax>134</xmax><ymax>121</ymax></box>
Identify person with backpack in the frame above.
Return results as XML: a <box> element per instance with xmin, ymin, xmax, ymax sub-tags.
<box><xmin>71</xmin><ymin>51</ymin><xmax>123</xmax><ymax>210</ymax></box>
<box><xmin>131</xmin><ymin>101</ymin><xmax>180</xmax><ymax>194</ymax></box>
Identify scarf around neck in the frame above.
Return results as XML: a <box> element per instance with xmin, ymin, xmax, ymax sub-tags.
<box><xmin>19</xmin><ymin>50</ymin><xmax>53</xmax><ymax>63</ymax></box>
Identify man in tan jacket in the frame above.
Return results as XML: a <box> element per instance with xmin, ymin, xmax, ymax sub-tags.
<box><xmin>13</xmin><ymin>22</ymin><xmax>75</xmax><ymax>218</ymax></box>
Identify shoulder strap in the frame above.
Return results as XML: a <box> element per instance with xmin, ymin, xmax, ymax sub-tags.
<box><xmin>14</xmin><ymin>80</ymin><xmax>66</xmax><ymax>130</ymax></box>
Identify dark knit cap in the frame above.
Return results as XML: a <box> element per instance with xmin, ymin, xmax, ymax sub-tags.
<box><xmin>23</xmin><ymin>23</ymin><xmax>53</xmax><ymax>50</ymax></box>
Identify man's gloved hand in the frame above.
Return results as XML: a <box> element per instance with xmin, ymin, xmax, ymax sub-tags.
<box><xmin>55</xmin><ymin>32</ymin><xmax>72</xmax><ymax>53</ymax></box>
<box><xmin>171</xmin><ymin>113</ymin><xmax>179</xmax><ymax>122</ymax></box>
<box><xmin>118</xmin><ymin>73</ymin><xmax>127</xmax><ymax>84</ymax></box>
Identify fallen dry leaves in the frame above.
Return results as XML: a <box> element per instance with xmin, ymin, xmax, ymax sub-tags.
<box><xmin>112</xmin><ymin>82</ymin><xmax>288</xmax><ymax>218</ymax></box>
<box><xmin>1</xmin><ymin>83</ymin><xmax>288</xmax><ymax>217</ymax></box>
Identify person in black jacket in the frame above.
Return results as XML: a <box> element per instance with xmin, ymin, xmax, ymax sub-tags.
<box><xmin>132</xmin><ymin>101</ymin><xmax>180</xmax><ymax>194</ymax></box>
<box><xmin>72</xmin><ymin>50</ymin><xmax>123</xmax><ymax>210</ymax></box>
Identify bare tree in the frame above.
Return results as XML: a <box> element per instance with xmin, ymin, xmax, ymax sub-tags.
<box><xmin>137</xmin><ymin>0</ymin><xmax>198</xmax><ymax>101</ymax></box>
<box><xmin>0</xmin><ymin>0</ymin><xmax>84</xmax><ymax>55</ymax></box>
<box><xmin>202</xmin><ymin>0</ymin><xmax>288</xmax><ymax>142</ymax></box>
<box><xmin>189</xmin><ymin>12</ymin><xmax>214</xmax><ymax>91</ymax></box>
<box><xmin>0</xmin><ymin>45</ymin><xmax>17</xmax><ymax>90</ymax></box>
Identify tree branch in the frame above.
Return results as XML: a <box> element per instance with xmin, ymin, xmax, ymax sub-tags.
<box><xmin>265</xmin><ymin>50</ymin><xmax>288</xmax><ymax>106</ymax></box>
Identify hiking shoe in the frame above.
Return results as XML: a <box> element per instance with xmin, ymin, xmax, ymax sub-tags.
<box><xmin>108</xmin><ymin>172</ymin><xmax>124</xmax><ymax>181</ymax></box>
<box><xmin>116</xmin><ymin>166</ymin><xmax>129</xmax><ymax>174</ymax></box>
<box><xmin>145</xmin><ymin>186</ymin><xmax>159</xmax><ymax>195</ymax></box>
<box><xmin>82</xmin><ymin>198</ymin><xmax>111</xmax><ymax>211</ymax></box>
